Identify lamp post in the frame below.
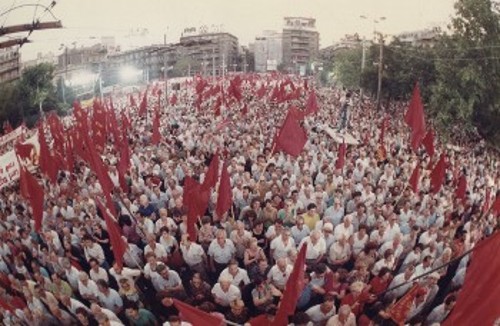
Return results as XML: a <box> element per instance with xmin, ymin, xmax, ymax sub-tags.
<box><xmin>359</xmin><ymin>15</ymin><xmax>386</xmax><ymax>107</ymax></box>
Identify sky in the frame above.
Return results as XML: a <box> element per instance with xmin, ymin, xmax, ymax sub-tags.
<box><xmin>0</xmin><ymin>0</ymin><xmax>458</xmax><ymax>61</ymax></box>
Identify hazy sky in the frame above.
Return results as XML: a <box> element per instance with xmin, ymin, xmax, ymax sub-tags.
<box><xmin>1</xmin><ymin>0</ymin><xmax>458</xmax><ymax>61</ymax></box>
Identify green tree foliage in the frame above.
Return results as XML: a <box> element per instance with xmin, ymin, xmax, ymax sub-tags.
<box><xmin>430</xmin><ymin>0</ymin><xmax>500</xmax><ymax>144</ymax></box>
<box><xmin>333</xmin><ymin>47</ymin><xmax>364</xmax><ymax>89</ymax></box>
<box><xmin>0</xmin><ymin>63</ymin><xmax>60</xmax><ymax>128</ymax></box>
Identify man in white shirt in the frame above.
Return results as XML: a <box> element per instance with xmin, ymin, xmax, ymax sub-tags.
<box><xmin>89</xmin><ymin>258</ymin><xmax>109</xmax><ymax>283</ymax></box>
<box><xmin>291</xmin><ymin>217</ymin><xmax>311</xmax><ymax>244</ymax></box>
<box><xmin>326</xmin><ymin>304</ymin><xmax>356</xmax><ymax>326</ymax></box>
<box><xmin>96</xmin><ymin>279</ymin><xmax>123</xmax><ymax>315</ymax></box>
<box><xmin>211</xmin><ymin>276</ymin><xmax>241</xmax><ymax>307</ymax></box>
<box><xmin>299</xmin><ymin>230</ymin><xmax>326</xmax><ymax>264</ymax></box>
<box><xmin>150</xmin><ymin>264</ymin><xmax>184</xmax><ymax>295</ymax></box>
<box><xmin>208</xmin><ymin>230</ymin><xmax>236</xmax><ymax>275</ymax></box>
<box><xmin>78</xmin><ymin>272</ymin><xmax>99</xmax><ymax>302</ymax></box>
<box><xmin>333</xmin><ymin>216</ymin><xmax>354</xmax><ymax>241</ymax></box>
<box><xmin>82</xmin><ymin>235</ymin><xmax>106</xmax><ymax>265</ymax></box>
<box><xmin>270</xmin><ymin>229</ymin><xmax>296</xmax><ymax>262</ymax></box>
<box><xmin>144</xmin><ymin>235</ymin><xmax>169</xmax><ymax>262</ymax></box>
<box><xmin>219</xmin><ymin>259</ymin><xmax>250</xmax><ymax>287</ymax></box>
<box><xmin>267</xmin><ymin>258</ymin><xmax>292</xmax><ymax>290</ymax></box>
<box><xmin>109</xmin><ymin>262</ymin><xmax>141</xmax><ymax>292</ymax></box>
<box><xmin>179</xmin><ymin>234</ymin><xmax>207</xmax><ymax>277</ymax></box>
<box><xmin>306</xmin><ymin>296</ymin><xmax>336</xmax><ymax>324</ymax></box>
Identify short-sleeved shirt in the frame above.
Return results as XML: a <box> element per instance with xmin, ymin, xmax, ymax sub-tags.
<box><xmin>208</xmin><ymin>240</ymin><xmax>235</xmax><ymax>264</ymax></box>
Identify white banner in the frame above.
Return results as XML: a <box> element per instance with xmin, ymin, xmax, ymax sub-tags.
<box><xmin>0</xmin><ymin>126</ymin><xmax>25</xmax><ymax>148</ymax></box>
<box><xmin>0</xmin><ymin>133</ymin><xmax>40</xmax><ymax>190</ymax></box>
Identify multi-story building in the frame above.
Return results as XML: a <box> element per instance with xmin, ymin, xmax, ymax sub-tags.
<box><xmin>254</xmin><ymin>30</ymin><xmax>283</xmax><ymax>72</ymax></box>
<box><xmin>21</xmin><ymin>52</ymin><xmax>58</xmax><ymax>70</ymax></box>
<box><xmin>179</xmin><ymin>27</ymin><xmax>239</xmax><ymax>77</ymax></box>
<box><xmin>395</xmin><ymin>27</ymin><xmax>441</xmax><ymax>47</ymax></box>
<box><xmin>282</xmin><ymin>17</ymin><xmax>320</xmax><ymax>74</ymax></box>
<box><xmin>0</xmin><ymin>47</ymin><xmax>21</xmax><ymax>84</ymax></box>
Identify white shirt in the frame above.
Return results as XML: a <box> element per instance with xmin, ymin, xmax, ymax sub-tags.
<box><xmin>300</xmin><ymin>237</ymin><xmax>326</xmax><ymax>260</ymax></box>
<box><xmin>109</xmin><ymin>267</ymin><xmax>141</xmax><ymax>290</ymax></box>
<box><xmin>84</xmin><ymin>243</ymin><xmax>105</xmax><ymax>264</ymax></box>
<box><xmin>208</xmin><ymin>240</ymin><xmax>236</xmax><ymax>264</ymax></box>
<box><xmin>151</xmin><ymin>270</ymin><xmax>182</xmax><ymax>292</ymax></box>
<box><xmin>144</xmin><ymin>243</ymin><xmax>168</xmax><ymax>260</ymax></box>
<box><xmin>89</xmin><ymin>267</ymin><xmax>109</xmax><ymax>283</ymax></box>
<box><xmin>306</xmin><ymin>304</ymin><xmax>336</xmax><ymax>323</ymax></box>
<box><xmin>180</xmin><ymin>242</ymin><xmax>205</xmax><ymax>266</ymax></box>
<box><xmin>270</xmin><ymin>236</ymin><xmax>296</xmax><ymax>260</ymax></box>
<box><xmin>334</xmin><ymin>223</ymin><xmax>354</xmax><ymax>241</ymax></box>
<box><xmin>78</xmin><ymin>280</ymin><xmax>99</xmax><ymax>299</ymax></box>
<box><xmin>98</xmin><ymin>289</ymin><xmax>123</xmax><ymax>312</ymax></box>
<box><xmin>219</xmin><ymin>268</ymin><xmax>251</xmax><ymax>286</ymax></box>
<box><xmin>267</xmin><ymin>264</ymin><xmax>293</xmax><ymax>289</ymax></box>
<box><xmin>211</xmin><ymin>283</ymin><xmax>241</xmax><ymax>306</ymax></box>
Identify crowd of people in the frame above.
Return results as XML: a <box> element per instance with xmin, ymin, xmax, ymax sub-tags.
<box><xmin>0</xmin><ymin>74</ymin><xmax>498</xmax><ymax>326</ymax></box>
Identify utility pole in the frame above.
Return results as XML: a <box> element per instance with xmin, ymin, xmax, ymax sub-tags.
<box><xmin>360</xmin><ymin>37</ymin><xmax>366</xmax><ymax>100</ymax></box>
<box><xmin>212</xmin><ymin>47</ymin><xmax>216</xmax><ymax>81</ymax></box>
<box><xmin>376</xmin><ymin>33</ymin><xmax>384</xmax><ymax>110</ymax></box>
<box><xmin>163</xmin><ymin>50</ymin><xmax>168</xmax><ymax>108</ymax></box>
<box><xmin>61</xmin><ymin>46</ymin><xmax>68</xmax><ymax>104</ymax></box>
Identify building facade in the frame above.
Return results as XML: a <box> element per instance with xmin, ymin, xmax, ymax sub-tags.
<box><xmin>179</xmin><ymin>28</ymin><xmax>239</xmax><ymax>77</ymax></box>
<box><xmin>0</xmin><ymin>47</ymin><xmax>21</xmax><ymax>84</ymax></box>
<box><xmin>282</xmin><ymin>17</ymin><xmax>319</xmax><ymax>74</ymax></box>
<box><xmin>395</xmin><ymin>27</ymin><xmax>441</xmax><ymax>47</ymax></box>
<box><xmin>254</xmin><ymin>30</ymin><xmax>282</xmax><ymax>72</ymax></box>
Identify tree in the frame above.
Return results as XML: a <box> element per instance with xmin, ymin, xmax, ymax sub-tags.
<box><xmin>333</xmin><ymin>47</ymin><xmax>364</xmax><ymax>89</ymax></box>
<box><xmin>430</xmin><ymin>0</ymin><xmax>500</xmax><ymax>144</ymax></box>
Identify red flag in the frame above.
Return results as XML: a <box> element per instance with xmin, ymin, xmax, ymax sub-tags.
<box><xmin>335</xmin><ymin>141</ymin><xmax>347</xmax><ymax>170</ymax></box>
<box><xmin>404</xmin><ymin>82</ymin><xmax>426</xmax><ymax>151</ymax></box>
<box><xmin>117</xmin><ymin>128</ymin><xmax>131</xmax><ymax>193</ymax></box>
<box><xmin>273</xmin><ymin>244</ymin><xmax>308</xmax><ymax>326</ymax></box>
<box><xmin>422</xmin><ymin>129</ymin><xmax>435</xmax><ymax>158</ymax></box>
<box><xmin>289</xmin><ymin>105</ymin><xmax>306</xmax><ymax>121</ymax></box>
<box><xmin>20</xmin><ymin>167</ymin><xmax>44</xmax><ymax>232</ymax></box>
<box><xmin>138</xmin><ymin>91</ymin><xmax>148</xmax><ymax>117</ymax></box>
<box><xmin>38</xmin><ymin>122</ymin><xmax>59</xmax><ymax>184</ymax></box>
<box><xmin>443</xmin><ymin>231</ymin><xmax>500</xmax><ymax>325</ymax></box>
<box><xmin>455</xmin><ymin>174</ymin><xmax>467</xmax><ymax>200</ymax></box>
<box><xmin>491</xmin><ymin>195</ymin><xmax>500</xmax><ymax>216</ymax></box>
<box><xmin>96</xmin><ymin>199</ymin><xmax>127</xmax><ymax>267</ymax></box>
<box><xmin>482</xmin><ymin>188</ymin><xmax>491</xmax><ymax>213</ymax></box>
<box><xmin>305</xmin><ymin>90</ymin><xmax>319</xmax><ymax>115</ymax></box>
<box><xmin>170</xmin><ymin>94</ymin><xmax>178</xmax><ymax>106</ymax></box>
<box><xmin>388</xmin><ymin>283</ymin><xmax>426</xmax><ymax>325</ymax></box>
<box><xmin>183</xmin><ymin>177</ymin><xmax>210</xmax><ymax>241</ymax></box>
<box><xmin>430</xmin><ymin>154</ymin><xmax>446</xmax><ymax>194</ymax></box>
<box><xmin>273</xmin><ymin>111</ymin><xmax>307</xmax><ymax>157</ymax></box>
<box><xmin>173</xmin><ymin>299</ymin><xmax>223</xmax><ymax>326</ymax></box>
<box><xmin>256</xmin><ymin>84</ymin><xmax>267</xmax><ymax>99</ymax></box>
<box><xmin>379</xmin><ymin>116</ymin><xmax>389</xmax><ymax>144</ymax></box>
<box><xmin>215</xmin><ymin>162</ymin><xmax>232</xmax><ymax>218</ymax></box>
<box><xmin>91</xmin><ymin>100</ymin><xmax>107</xmax><ymax>153</ymax></box>
<box><xmin>241</xmin><ymin>103</ymin><xmax>248</xmax><ymax>116</ymax></box>
<box><xmin>201</xmin><ymin>152</ymin><xmax>220</xmax><ymax>191</ymax></box>
<box><xmin>409</xmin><ymin>163</ymin><xmax>420</xmax><ymax>193</ymax></box>
<box><xmin>151</xmin><ymin>106</ymin><xmax>161</xmax><ymax>145</ymax></box>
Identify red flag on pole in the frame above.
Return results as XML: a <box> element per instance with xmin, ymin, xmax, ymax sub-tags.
<box><xmin>38</xmin><ymin>122</ymin><xmax>59</xmax><ymax>184</ymax></box>
<box><xmin>491</xmin><ymin>195</ymin><xmax>500</xmax><ymax>216</ymax></box>
<box><xmin>408</xmin><ymin>163</ymin><xmax>420</xmax><ymax>193</ymax></box>
<box><xmin>335</xmin><ymin>141</ymin><xmax>347</xmax><ymax>170</ymax></box>
<box><xmin>2</xmin><ymin>121</ymin><xmax>12</xmax><ymax>134</ymax></box>
<box><xmin>215</xmin><ymin>161</ymin><xmax>232</xmax><ymax>219</ymax></box>
<box><xmin>430</xmin><ymin>154</ymin><xmax>446</xmax><ymax>194</ymax></box>
<box><xmin>273</xmin><ymin>244</ymin><xmax>308</xmax><ymax>326</ymax></box>
<box><xmin>455</xmin><ymin>174</ymin><xmax>467</xmax><ymax>200</ymax></box>
<box><xmin>443</xmin><ymin>231</ymin><xmax>500</xmax><ymax>325</ymax></box>
<box><xmin>482</xmin><ymin>188</ymin><xmax>491</xmax><ymax>213</ymax></box>
<box><xmin>273</xmin><ymin>111</ymin><xmax>307</xmax><ymax>157</ymax></box>
<box><xmin>422</xmin><ymin>129</ymin><xmax>435</xmax><ymax>158</ymax></box>
<box><xmin>170</xmin><ymin>94</ymin><xmax>178</xmax><ymax>106</ymax></box>
<box><xmin>138</xmin><ymin>91</ymin><xmax>148</xmax><ymax>117</ymax></box>
<box><xmin>20</xmin><ymin>167</ymin><xmax>44</xmax><ymax>232</ymax></box>
<box><xmin>151</xmin><ymin>106</ymin><xmax>161</xmax><ymax>145</ymax></box>
<box><xmin>173</xmin><ymin>299</ymin><xmax>223</xmax><ymax>326</ymax></box>
<box><xmin>305</xmin><ymin>90</ymin><xmax>319</xmax><ymax>115</ymax></box>
<box><xmin>201</xmin><ymin>152</ymin><xmax>220</xmax><ymax>191</ymax></box>
<box><xmin>129</xmin><ymin>94</ymin><xmax>137</xmax><ymax>108</ymax></box>
<box><xmin>183</xmin><ymin>177</ymin><xmax>210</xmax><ymax>241</ymax></box>
<box><xmin>404</xmin><ymin>83</ymin><xmax>426</xmax><ymax>151</ymax></box>
<box><xmin>96</xmin><ymin>199</ymin><xmax>127</xmax><ymax>268</ymax></box>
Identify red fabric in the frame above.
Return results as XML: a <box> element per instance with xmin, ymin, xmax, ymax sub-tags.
<box><xmin>2</xmin><ymin>121</ymin><xmax>13</xmax><ymax>134</ymax></box>
<box><xmin>151</xmin><ymin>106</ymin><xmax>161</xmax><ymax>145</ymax></box>
<box><xmin>241</xmin><ymin>103</ymin><xmax>248</xmax><ymax>116</ymax></box>
<box><xmin>430</xmin><ymin>154</ymin><xmax>446</xmax><ymax>194</ymax></box>
<box><xmin>256</xmin><ymin>84</ymin><xmax>267</xmax><ymax>99</ymax></box>
<box><xmin>38</xmin><ymin>122</ymin><xmax>58</xmax><ymax>184</ymax></box>
<box><xmin>444</xmin><ymin>231</ymin><xmax>500</xmax><ymax>325</ymax></box>
<box><xmin>91</xmin><ymin>99</ymin><xmax>107</xmax><ymax>153</ymax></box>
<box><xmin>482</xmin><ymin>188</ymin><xmax>491</xmax><ymax>213</ymax></box>
<box><xmin>138</xmin><ymin>91</ymin><xmax>148</xmax><ymax>117</ymax></box>
<box><xmin>491</xmin><ymin>195</ymin><xmax>500</xmax><ymax>216</ymax></box>
<box><xmin>215</xmin><ymin>161</ymin><xmax>232</xmax><ymax>218</ymax></box>
<box><xmin>170</xmin><ymin>94</ymin><xmax>178</xmax><ymax>106</ymax></box>
<box><xmin>341</xmin><ymin>290</ymin><xmax>371</xmax><ymax>317</ymax></box>
<box><xmin>96</xmin><ymin>199</ymin><xmax>127</xmax><ymax>268</ymax></box>
<box><xmin>183</xmin><ymin>177</ymin><xmax>210</xmax><ymax>241</ymax></box>
<box><xmin>107</xmin><ymin>102</ymin><xmax>121</xmax><ymax>148</ymax></box>
<box><xmin>173</xmin><ymin>299</ymin><xmax>223</xmax><ymax>326</ymax></box>
<box><xmin>201</xmin><ymin>152</ymin><xmax>220</xmax><ymax>192</ymax></box>
<box><xmin>422</xmin><ymin>129</ymin><xmax>435</xmax><ymax>158</ymax></box>
<box><xmin>129</xmin><ymin>94</ymin><xmax>137</xmax><ymax>107</ymax></box>
<box><xmin>21</xmin><ymin>167</ymin><xmax>44</xmax><ymax>232</ymax></box>
<box><xmin>455</xmin><ymin>174</ymin><xmax>467</xmax><ymax>200</ymax></box>
<box><xmin>289</xmin><ymin>105</ymin><xmax>306</xmax><ymax>121</ymax></box>
<box><xmin>369</xmin><ymin>276</ymin><xmax>390</xmax><ymax>296</ymax></box>
<box><xmin>388</xmin><ymin>283</ymin><xmax>424</xmax><ymax>325</ymax></box>
<box><xmin>404</xmin><ymin>83</ymin><xmax>426</xmax><ymax>151</ymax></box>
<box><xmin>305</xmin><ymin>90</ymin><xmax>319</xmax><ymax>115</ymax></box>
<box><xmin>409</xmin><ymin>163</ymin><xmax>420</xmax><ymax>193</ymax></box>
<box><xmin>249</xmin><ymin>314</ymin><xmax>272</xmax><ymax>326</ymax></box>
<box><xmin>273</xmin><ymin>110</ymin><xmax>308</xmax><ymax>157</ymax></box>
<box><xmin>273</xmin><ymin>244</ymin><xmax>307</xmax><ymax>326</ymax></box>
<box><xmin>335</xmin><ymin>142</ymin><xmax>347</xmax><ymax>170</ymax></box>
<box><xmin>47</xmin><ymin>113</ymin><xmax>65</xmax><ymax>159</ymax></box>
